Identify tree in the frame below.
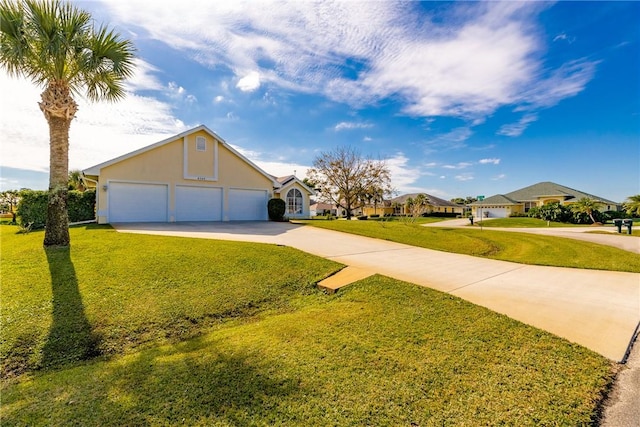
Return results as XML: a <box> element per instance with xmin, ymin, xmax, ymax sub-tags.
<box><xmin>68</xmin><ymin>169</ymin><xmax>85</xmax><ymax>191</ymax></box>
<box><xmin>569</xmin><ymin>197</ymin><xmax>603</xmax><ymax>224</ymax></box>
<box><xmin>623</xmin><ymin>195</ymin><xmax>640</xmax><ymax>217</ymax></box>
<box><xmin>307</xmin><ymin>146</ymin><xmax>392</xmax><ymax>220</ymax></box>
<box><xmin>0</xmin><ymin>0</ymin><xmax>135</xmax><ymax>246</ymax></box>
<box><xmin>0</xmin><ymin>190</ymin><xmax>20</xmax><ymax>223</ymax></box>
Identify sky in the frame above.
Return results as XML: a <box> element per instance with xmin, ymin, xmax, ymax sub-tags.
<box><xmin>1</xmin><ymin>0</ymin><xmax>639</xmax><ymax>203</ymax></box>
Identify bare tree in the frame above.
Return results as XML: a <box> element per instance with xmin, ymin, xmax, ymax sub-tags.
<box><xmin>307</xmin><ymin>146</ymin><xmax>392</xmax><ymax>219</ymax></box>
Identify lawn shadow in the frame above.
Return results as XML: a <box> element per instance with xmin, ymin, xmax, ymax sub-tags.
<box><xmin>41</xmin><ymin>246</ymin><xmax>101</xmax><ymax>370</ymax></box>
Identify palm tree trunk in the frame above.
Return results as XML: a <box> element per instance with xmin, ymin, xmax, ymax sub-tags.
<box><xmin>44</xmin><ymin>115</ymin><xmax>71</xmax><ymax>247</ymax></box>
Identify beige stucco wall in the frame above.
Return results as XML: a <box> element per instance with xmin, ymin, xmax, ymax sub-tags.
<box><xmin>94</xmin><ymin>130</ymin><xmax>274</xmax><ymax>223</ymax></box>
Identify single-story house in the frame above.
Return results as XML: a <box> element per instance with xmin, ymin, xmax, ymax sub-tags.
<box><xmin>82</xmin><ymin>125</ymin><xmax>313</xmax><ymax>223</ymax></box>
<box><xmin>389</xmin><ymin>193</ymin><xmax>465</xmax><ymax>216</ymax></box>
<box><xmin>310</xmin><ymin>202</ymin><xmax>337</xmax><ymax>217</ymax></box>
<box><xmin>469</xmin><ymin>181</ymin><xmax>620</xmax><ymax>218</ymax></box>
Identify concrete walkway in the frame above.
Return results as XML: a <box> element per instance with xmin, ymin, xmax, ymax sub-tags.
<box><xmin>113</xmin><ymin>221</ymin><xmax>639</xmax><ymax>362</ymax></box>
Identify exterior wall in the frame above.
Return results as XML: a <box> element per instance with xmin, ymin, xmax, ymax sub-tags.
<box><xmin>275</xmin><ymin>182</ymin><xmax>312</xmax><ymax>219</ymax></box>
<box><xmin>362</xmin><ymin>206</ymin><xmax>394</xmax><ymax>216</ymax></box>
<box><xmin>95</xmin><ymin>130</ymin><xmax>273</xmax><ymax>223</ymax></box>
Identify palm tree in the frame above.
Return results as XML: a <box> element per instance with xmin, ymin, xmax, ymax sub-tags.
<box><xmin>623</xmin><ymin>195</ymin><xmax>640</xmax><ymax>217</ymax></box>
<box><xmin>68</xmin><ymin>169</ymin><xmax>85</xmax><ymax>191</ymax></box>
<box><xmin>0</xmin><ymin>0</ymin><xmax>135</xmax><ymax>246</ymax></box>
<box><xmin>569</xmin><ymin>197</ymin><xmax>603</xmax><ymax>224</ymax></box>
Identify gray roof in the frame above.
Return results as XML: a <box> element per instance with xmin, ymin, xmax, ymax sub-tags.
<box><xmin>390</xmin><ymin>193</ymin><xmax>459</xmax><ymax>207</ymax></box>
<box><xmin>470</xmin><ymin>181</ymin><xmax>619</xmax><ymax>206</ymax></box>
<box><xmin>505</xmin><ymin>181</ymin><xmax>618</xmax><ymax>204</ymax></box>
<box><xmin>470</xmin><ymin>194</ymin><xmax>519</xmax><ymax>206</ymax></box>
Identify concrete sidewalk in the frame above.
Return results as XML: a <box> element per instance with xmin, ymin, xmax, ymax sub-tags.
<box><xmin>113</xmin><ymin>221</ymin><xmax>640</xmax><ymax>362</ymax></box>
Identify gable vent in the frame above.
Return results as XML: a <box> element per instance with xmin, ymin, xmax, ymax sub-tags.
<box><xmin>196</xmin><ymin>136</ymin><xmax>206</xmax><ymax>151</ymax></box>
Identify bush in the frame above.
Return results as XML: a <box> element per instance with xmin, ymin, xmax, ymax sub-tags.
<box><xmin>16</xmin><ymin>190</ymin><xmax>47</xmax><ymax>228</ymax></box>
<box><xmin>369</xmin><ymin>214</ymin><xmax>380</xmax><ymax>218</ymax></box>
<box><xmin>16</xmin><ymin>189</ymin><xmax>96</xmax><ymax>228</ymax></box>
<box><xmin>357</xmin><ymin>215</ymin><xmax>368</xmax><ymax>220</ymax></box>
<box><xmin>68</xmin><ymin>190</ymin><xmax>96</xmax><ymax>222</ymax></box>
<box><xmin>267</xmin><ymin>198</ymin><xmax>286</xmax><ymax>221</ymax></box>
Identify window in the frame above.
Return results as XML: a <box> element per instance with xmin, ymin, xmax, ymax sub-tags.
<box><xmin>286</xmin><ymin>188</ymin><xmax>303</xmax><ymax>215</ymax></box>
<box><xmin>196</xmin><ymin>136</ymin><xmax>206</xmax><ymax>151</ymax></box>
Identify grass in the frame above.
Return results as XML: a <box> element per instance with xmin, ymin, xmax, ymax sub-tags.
<box><xmin>474</xmin><ymin>217</ymin><xmax>585</xmax><ymax>228</ymax></box>
<box><xmin>1</xmin><ymin>270</ymin><xmax>613</xmax><ymax>425</ymax></box>
<box><xmin>1</xmin><ymin>224</ymin><xmax>341</xmax><ymax>377</ymax></box>
<box><xmin>299</xmin><ymin>219</ymin><xmax>640</xmax><ymax>272</ymax></box>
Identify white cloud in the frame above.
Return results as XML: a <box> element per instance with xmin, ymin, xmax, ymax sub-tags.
<box><xmin>102</xmin><ymin>1</ymin><xmax>595</xmax><ymax>122</ymax></box>
<box><xmin>0</xmin><ymin>74</ymin><xmax>189</xmax><ymax>172</ymax></box>
<box><xmin>443</xmin><ymin>162</ymin><xmax>472</xmax><ymax>170</ymax></box>
<box><xmin>455</xmin><ymin>173</ymin><xmax>474</xmax><ymax>182</ymax></box>
<box><xmin>386</xmin><ymin>153</ymin><xmax>422</xmax><ymax>193</ymax></box>
<box><xmin>334</xmin><ymin>121</ymin><xmax>373</xmax><ymax>131</ymax></box>
<box><xmin>479</xmin><ymin>158</ymin><xmax>500</xmax><ymax>165</ymax></box>
<box><xmin>236</xmin><ymin>71</ymin><xmax>261</xmax><ymax>92</ymax></box>
<box><xmin>497</xmin><ymin>113</ymin><xmax>538</xmax><ymax>137</ymax></box>
<box><xmin>363</xmin><ymin>136</ymin><xmax>372</xmax><ymax>142</ymax></box>
<box><xmin>214</xmin><ymin>95</ymin><xmax>225</xmax><ymax>103</ymax></box>
<box><xmin>492</xmin><ymin>174</ymin><xmax>506</xmax><ymax>180</ymax></box>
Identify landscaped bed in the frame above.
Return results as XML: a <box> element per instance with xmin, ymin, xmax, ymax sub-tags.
<box><xmin>301</xmin><ymin>219</ymin><xmax>640</xmax><ymax>272</ymax></box>
<box><xmin>1</xmin><ymin>224</ymin><xmax>615</xmax><ymax>425</ymax></box>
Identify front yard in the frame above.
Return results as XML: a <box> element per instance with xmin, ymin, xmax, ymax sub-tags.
<box><xmin>1</xmin><ymin>224</ymin><xmax>615</xmax><ymax>425</ymax></box>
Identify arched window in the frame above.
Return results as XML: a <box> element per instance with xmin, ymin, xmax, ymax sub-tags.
<box><xmin>286</xmin><ymin>188</ymin><xmax>303</xmax><ymax>215</ymax></box>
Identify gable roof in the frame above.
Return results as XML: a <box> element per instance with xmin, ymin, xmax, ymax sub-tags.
<box><xmin>274</xmin><ymin>175</ymin><xmax>315</xmax><ymax>195</ymax></box>
<box><xmin>390</xmin><ymin>193</ymin><xmax>459</xmax><ymax>207</ymax></box>
<box><xmin>83</xmin><ymin>124</ymin><xmax>280</xmax><ymax>187</ymax></box>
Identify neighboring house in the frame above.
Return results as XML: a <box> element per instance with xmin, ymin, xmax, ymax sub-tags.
<box><xmin>83</xmin><ymin>125</ymin><xmax>313</xmax><ymax>223</ymax></box>
<box><xmin>390</xmin><ymin>193</ymin><xmax>465</xmax><ymax>216</ymax></box>
<box><xmin>469</xmin><ymin>181</ymin><xmax>620</xmax><ymax>218</ymax></box>
<box><xmin>274</xmin><ymin>175</ymin><xmax>314</xmax><ymax>219</ymax></box>
<box><xmin>310</xmin><ymin>202</ymin><xmax>337</xmax><ymax>217</ymax></box>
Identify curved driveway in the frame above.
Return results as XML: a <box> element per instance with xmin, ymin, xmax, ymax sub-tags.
<box><xmin>113</xmin><ymin>221</ymin><xmax>640</xmax><ymax>362</ymax></box>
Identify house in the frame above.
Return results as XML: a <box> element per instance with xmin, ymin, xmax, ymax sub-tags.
<box><xmin>82</xmin><ymin>125</ymin><xmax>313</xmax><ymax>223</ymax></box>
<box><xmin>469</xmin><ymin>181</ymin><xmax>620</xmax><ymax>219</ymax></box>
<box><xmin>389</xmin><ymin>193</ymin><xmax>465</xmax><ymax>216</ymax></box>
<box><xmin>310</xmin><ymin>202</ymin><xmax>337</xmax><ymax>217</ymax></box>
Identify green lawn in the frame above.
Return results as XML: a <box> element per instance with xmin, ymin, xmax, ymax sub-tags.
<box><xmin>474</xmin><ymin>217</ymin><xmax>585</xmax><ymax>227</ymax></box>
<box><xmin>1</xmin><ymin>224</ymin><xmax>341</xmax><ymax>377</ymax></box>
<box><xmin>0</xmin><ymin>224</ymin><xmax>616</xmax><ymax>425</ymax></box>
<box><xmin>300</xmin><ymin>220</ymin><xmax>640</xmax><ymax>272</ymax></box>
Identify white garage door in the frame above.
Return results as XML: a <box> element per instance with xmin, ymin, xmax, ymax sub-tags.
<box><xmin>228</xmin><ymin>189</ymin><xmax>268</xmax><ymax>221</ymax></box>
<box><xmin>175</xmin><ymin>186</ymin><xmax>222</xmax><ymax>221</ymax></box>
<box><xmin>480</xmin><ymin>208</ymin><xmax>508</xmax><ymax>218</ymax></box>
<box><xmin>109</xmin><ymin>182</ymin><xmax>168</xmax><ymax>222</ymax></box>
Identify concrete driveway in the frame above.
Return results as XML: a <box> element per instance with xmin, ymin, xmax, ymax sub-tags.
<box><xmin>113</xmin><ymin>221</ymin><xmax>640</xmax><ymax>362</ymax></box>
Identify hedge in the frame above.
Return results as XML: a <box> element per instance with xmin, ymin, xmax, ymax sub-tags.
<box><xmin>17</xmin><ymin>189</ymin><xmax>96</xmax><ymax>228</ymax></box>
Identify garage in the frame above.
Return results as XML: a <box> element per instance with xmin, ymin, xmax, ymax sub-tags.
<box><xmin>228</xmin><ymin>189</ymin><xmax>268</xmax><ymax>221</ymax></box>
<box><xmin>478</xmin><ymin>207</ymin><xmax>508</xmax><ymax>218</ymax></box>
<box><xmin>175</xmin><ymin>185</ymin><xmax>222</xmax><ymax>221</ymax></box>
<box><xmin>109</xmin><ymin>182</ymin><xmax>168</xmax><ymax>222</ymax></box>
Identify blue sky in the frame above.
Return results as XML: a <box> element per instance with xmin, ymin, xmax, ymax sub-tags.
<box><xmin>1</xmin><ymin>1</ymin><xmax>638</xmax><ymax>202</ymax></box>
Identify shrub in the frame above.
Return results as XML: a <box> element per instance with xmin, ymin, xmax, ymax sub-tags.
<box><xmin>16</xmin><ymin>190</ymin><xmax>47</xmax><ymax>228</ymax></box>
<box><xmin>267</xmin><ymin>198</ymin><xmax>286</xmax><ymax>221</ymax></box>
<box><xmin>369</xmin><ymin>214</ymin><xmax>380</xmax><ymax>218</ymax></box>
<box><xmin>357</xmin><ymin>215</ymin><xmax>368</xmax><ymax>220</ymax></box>
<box><xmin>16</xmin><ymin>189</ymin><xmax>96</xmax><ymax>228</ymax></box>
